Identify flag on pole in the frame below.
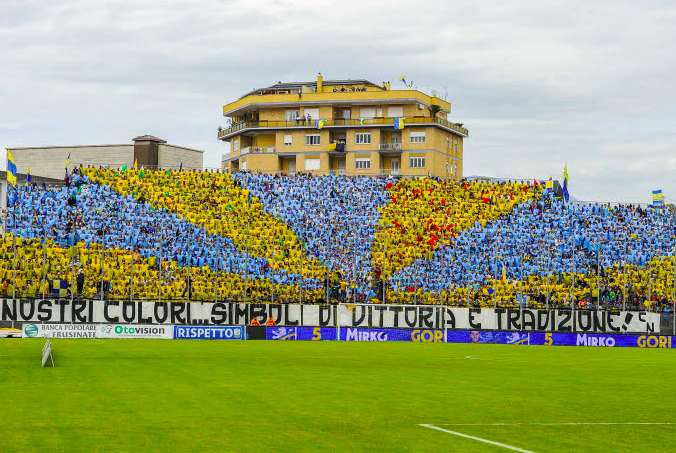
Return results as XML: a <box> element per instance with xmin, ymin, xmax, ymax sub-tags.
<box><xmin>545</xmin><ymin>178</ymin><xmax>553</xmax><ymax>190</ymax></box>
<box><xmin>562</xmin><ymin>163</ymin><xmax>570</xmax><ymax>203</ymax></box>
<box><xmin>64</xmin><ymin>152</ymin><xmax>71</xmax><ymax>183</ymax></box>
<box><xmin>6</xmin><ymin>150</ymin><xmax>17</xmax><ymax>186</ymax></box>
<box><xmin>652</xmin><ymin>189</ymin><xmax>664</xmax><ymax>206</ymax></box>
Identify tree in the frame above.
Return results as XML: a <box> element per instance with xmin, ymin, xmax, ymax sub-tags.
<box><xmin>428</xmin><ymin>104</ymin><xmax>442</xmax><ymax>119</ymax></box>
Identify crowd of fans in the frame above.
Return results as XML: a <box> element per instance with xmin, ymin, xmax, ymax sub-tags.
<box><xmin>0</xmin><ymin>168</ymin><xmax>672</xmax><ymax>309</ymax></box>
<box><xmin>0</xmin><ymin>234</ymin><xmax>321</xmax><ymax>302</ymax></box>
<box><xmin>82</xmin><ymin>167</ymin><xmax>326</xmax><ymax>280</ymax></box>
<box><xmin>373</xmin><ymin>178</ymin><xmax>543</xmax><ymax>278</ymax></box>
<box><xmin>232</xmin><ymin>172</ymin><xmax>393</xmax><ymax>290</ymax></box>
<box><xmin>390</xmin><ymin>193</ymin><xmax>674</xmax><ymax>309</ymax></box>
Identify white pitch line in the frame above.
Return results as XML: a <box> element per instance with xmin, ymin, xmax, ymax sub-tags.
<box><xmin>438</xmin><ymin>422</ymin><xmax>676</xmax><ymax>426</ymax></box>
<box><xmin>418</xmin><ymin>424</ymin><xmax>535</xmax><ymax>453</ymax></box>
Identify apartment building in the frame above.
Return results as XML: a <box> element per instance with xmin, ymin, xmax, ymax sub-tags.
<box><xmin>219</xmin><ymin>74</ymin><xmax>468</xmax><ymax>178</ymax></box>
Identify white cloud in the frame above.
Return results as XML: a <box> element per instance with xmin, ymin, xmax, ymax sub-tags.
<box><xmin>0</xmin><ymin>0</ymin><xmax>674</xmax><ymax>202</ymax></box>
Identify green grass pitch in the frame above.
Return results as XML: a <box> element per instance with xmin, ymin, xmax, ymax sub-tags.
<box><xmin>1</xmin><ymin>339</ymin><xmax>675</xmax><ymax>452</ymax></box>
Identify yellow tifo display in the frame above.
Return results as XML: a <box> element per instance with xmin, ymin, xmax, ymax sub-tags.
<box><xmin>386</xmin><ymin>256</ymin><xmax>675</xmax><ymax>308</ymax></box>
<box><xmin>373</xmin><ymin>179</ymin><xmax>543</xmax><ymax>279</ymax></box>
<box><xmin>81</xmin><ymin>168</ymin><xmax>326</xmax><ymax>280</ymax></box>
<box><xmin>0</xmin><ymin>234</ymin><xmax>322</xmax><ymax>302</ymax></box>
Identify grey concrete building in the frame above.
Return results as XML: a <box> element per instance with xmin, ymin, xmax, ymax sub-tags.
<box><xmin>7</xmin><ymin>135</ymin><xmax>204</xmax><ymax>180</ymax></box>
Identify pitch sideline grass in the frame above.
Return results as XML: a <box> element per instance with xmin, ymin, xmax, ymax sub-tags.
<box><xmin>1</xmin><ymin>339</ymin><xmax>675</xmax><ymax>452</ymax></box>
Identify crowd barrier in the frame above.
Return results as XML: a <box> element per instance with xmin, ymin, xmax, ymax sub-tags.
<box><xmin>19</xmin><ymin>323</ymin><xmax>673</xmax><ymax>348</ymax></box>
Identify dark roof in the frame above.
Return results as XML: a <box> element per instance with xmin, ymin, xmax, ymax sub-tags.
<box><xmin>241</xmin><ymin>79</ymin><xmax>382</xmax><ymax>98</ymax></box>
<box><xmin>132</xmin><ymin>135</ymin><xmax>167</xmax><ymax>143</ymax></box>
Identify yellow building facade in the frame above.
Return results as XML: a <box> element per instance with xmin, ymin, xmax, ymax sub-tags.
<box><xmin>219</xmin><ymin>74</ymin><xmax>468</xmax><ymax>178</ymax></box>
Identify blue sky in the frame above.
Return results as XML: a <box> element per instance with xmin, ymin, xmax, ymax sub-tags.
<box><xmin>1</xmin><ymin>0</ymin><xmax>674</xmax><ymax>203</ymax></box>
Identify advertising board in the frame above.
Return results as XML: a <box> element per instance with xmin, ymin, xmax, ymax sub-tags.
<box><xmin>173</xmin><ymin>325</ymin><xmax>245</xmax><ymax>340</ymax></box>
<box><xmin>97</xmin><ymin>324</ymin><xmax>173</xmax><ymax>339</ymax></box>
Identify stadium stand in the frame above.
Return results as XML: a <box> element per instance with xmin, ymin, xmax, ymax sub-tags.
<box><xmin>82</xmin><ymin>167</ymin><xmax>327</xmax><ymax>280</ymax></box>
<box><xmin>1</xmin><ymin>168</ymin><xmax>673</xmax><ymax>307</ymax></box>
<box><xmin>232</xmin><ymin>172</ymin><xmax>393</xmax><ymax>298</ymax></box>
<box><xmin>390</xmin><ymin>192</ymin><xmax>674</xmax><ymax>307</ymax></box>
<box><xmin>373</xmin><ymin>178</ymin><xmax>543</xmax><ymax>278</ymax></box>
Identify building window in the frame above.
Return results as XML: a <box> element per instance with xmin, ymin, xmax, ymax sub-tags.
<box><xmin>305</xmin><ymin>134</ymin><xmax>321</xmax><ymax>145</ymax></box>
<box><xmin>360</xmin><ymin>107</ymin><xmax>376</xmax><ymax>118</ymax></box>
<box><xmin>284</xmin><ymin>134</ymin><xmax>292</xmax><ymax>145</ymax></box>
<box><xmin>355</xmin><ymin>158</ymin><xmax>371</xmax><ymax>169</ymax></box>
<box><xmin>303</xmin><ymin>108</ymin><xmax>319</xmax><ymax>120</ymax></box>
<box><xmin>409</xmin><ymin>157</ymin><xmax>426</xmax><ymax>168</ymax></box>
<box><xmin>240</xmin><ymin>160</ymin><xmax>248</xmax><ymax>171</ymax></box>
<box><xmin>285</xmin><ymin>110</ymin><xmax>300</xmax><ymax>121</ymax></box>
<box><xmin>387</xmin><ymin>106</ymin><xmax>403</xmax><ymax>117</ymax></box>
<box><xmin>355</xmin><ymin>133</ymin><xmax>372</xmax><ymax>144</ymax></box>
<box><xmin>305</xmin><ymin>158</ymin><xmax>320</xmax><ymax>171</ymax></box>
<box><xmin>233</xmin><ymin>139</ymin><xmax>240</xmax><ymax>152</ymax></box>
<box><xmin>410</xmin><ymin>131</ymin><xmax>426</xmax><ymax>143</ymax></box>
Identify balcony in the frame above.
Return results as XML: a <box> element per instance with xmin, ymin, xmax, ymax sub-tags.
<box><xmin>240</xmin><ymin>146</ymin><xmax>276</xmax><ymax>156</ymax></box>
<box><xmin>218</xmin><ymin>116</ymin><xmax>469</xmax><ymax>140</ymax></box>
<box><xmin>379</xmin><ymin>143</ymin><xmax>402</xmax><ymax>152</ymax></box>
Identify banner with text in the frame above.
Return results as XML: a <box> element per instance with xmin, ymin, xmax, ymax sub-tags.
<box><xmin>2</xmin><ymin>300</ymin><xmax>660</xmax><ymax>334</ymax></box>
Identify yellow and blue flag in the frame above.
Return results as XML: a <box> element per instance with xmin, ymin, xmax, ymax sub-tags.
<box><xmin>315</xmin><ymin>119</ymin><xmax>326</xmax><ymax>129</ymax></box>
<box><xmin>393</xmin><ymin>117</ymin><xmax>405</xmax><ymax>130</ymax></box>
<box><xmin>652</xmin><ymin>189</ymin><xmax>664</xmax><ymax>206</ymax></box>
<box><xmin>6</xmin><ymin>149</ymin><xmax>17</xmax><ymax>186</ymax></box>
<box><xmin>562</xmin><ymin>163</ymin><xmax>569</xmax><ymax>203</ymax></box>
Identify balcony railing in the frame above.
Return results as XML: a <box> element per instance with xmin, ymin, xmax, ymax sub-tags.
<box><xmin>239</xmin><ymin>146</ymin><xmax>276</xmax><ymax>156</ymax></box>
<box><xmin>379</xmin><ymin>143</ymin><xmax>402</xmax><ymax>152</ymax></box>
<box><xmin>218</xmin><ymin>116</ymin><xmax>469</xmax><ymax>139</ymax></box>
